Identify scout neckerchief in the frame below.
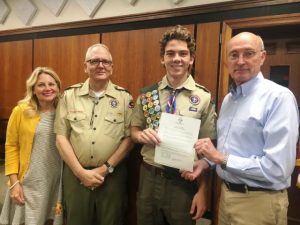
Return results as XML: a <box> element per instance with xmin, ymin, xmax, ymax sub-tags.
<box><xmin>165</xmin><ymin>89</ymin><xmax>176</xmax><ymax>114</ymax></box>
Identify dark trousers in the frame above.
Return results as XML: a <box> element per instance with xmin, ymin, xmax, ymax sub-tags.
<box><xmin>62</xmin><ymin>164</ymin><xmax>128</xmax><ymax>225</ymax></box>
<box><xmin>136</xmin><ymin>162</ymin><xmax>197</xmax><ymax>225</ymax></box>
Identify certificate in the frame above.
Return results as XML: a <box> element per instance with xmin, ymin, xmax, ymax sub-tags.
<box><xmin>154</xmin><ymin>112</ymin><xmax>201</xmax><ymax>172</ymax></box>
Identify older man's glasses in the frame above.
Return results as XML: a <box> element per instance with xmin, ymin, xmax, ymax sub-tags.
<box><xmin>228</xmin><ymin>50</ymin><xmax>263</xmax><ymax>61</ymax></box>
<box><xmin>86</xmin><ymin>58</ymin><xmax>112</xmax><ymax>67</ymax></box>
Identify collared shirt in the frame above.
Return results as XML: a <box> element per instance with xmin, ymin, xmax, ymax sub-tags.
<box><xmin>217</xmin><ymin>72</ymin><xmax>299</xmax><ymax>190</ymax></box>
<box><xmin>131</xmin><ymin>75</ymin><xmax>217</xmax><ymax>167</ymax></box>
<box><xmin>54</xmin><ymin>79</ymin><xmax>133</xmax><ymax>167</ymax></box>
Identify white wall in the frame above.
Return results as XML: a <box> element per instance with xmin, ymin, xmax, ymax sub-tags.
<box><xmin>0</xmin><ymin>0</ymin><xmax>231</xmax><ymax>31</ymax></box>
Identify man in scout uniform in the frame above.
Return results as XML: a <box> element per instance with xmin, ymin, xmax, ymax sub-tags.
<box><xmin>54</xmin><ymin>43</ymin><xmax>133</xmax><ymax>225</ymax></box>
<box><xmin>131</xmin><ymin>25</ymin><xmax>216</xmax><ymax>225</ymax></box>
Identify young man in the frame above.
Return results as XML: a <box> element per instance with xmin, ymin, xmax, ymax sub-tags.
<box><xmin>195</xmin><ymin>32</ymin><xmax>299</xmax><ymax>225</ymax></box>
<box><xmin>131</xmin><ymin>25</ymin><xmax>216</xmax><ymax>225</ymax></box>
<box><xmin>54</xmin><ymin>44</ymin><xmax>133</xmax><ymax>225</ymax></box>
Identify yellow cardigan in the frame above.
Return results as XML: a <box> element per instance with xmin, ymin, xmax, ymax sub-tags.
<box><xmin>5</xmin><ymin>103</ymin><xmax>40</xmax><ymax>182</ymax></box>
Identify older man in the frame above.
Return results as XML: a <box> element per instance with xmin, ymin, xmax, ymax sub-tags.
<box><xmin>55</xmin><ymin>43</ymin><xmax>133</xmax><ymax>225</ymax></box>
<box><xmin>196</xmin><ymin>32</ymin><xmax>299</xmax><ymax>225</ymax></box>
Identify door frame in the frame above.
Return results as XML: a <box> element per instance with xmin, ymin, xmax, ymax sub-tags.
<box><xmin>218</xmin><ymin>12</ymin><xmax>300</xmax><ymax>108</ymax></box>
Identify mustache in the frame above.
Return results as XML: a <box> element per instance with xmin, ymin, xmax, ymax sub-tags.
<box><xmin>234</xmin><ymin>66</ymin><xmax>249</xmax><ymax>71</ymax></box>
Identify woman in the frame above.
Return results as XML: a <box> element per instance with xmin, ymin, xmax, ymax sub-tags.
<box><xmin>0</xmin><ymin>67</ymin><xmax>63</xmax><ymax>225</ymax></box>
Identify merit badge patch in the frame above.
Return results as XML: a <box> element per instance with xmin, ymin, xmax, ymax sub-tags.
<box><xmin>190</xmin><ymin>95</ymin><xmax>200</xmax><ymax>105</ymax></box>
<box><xmin>110</xmin><ymin>99</ymin><xmax>119</xmax><ymax>108</ymax></box>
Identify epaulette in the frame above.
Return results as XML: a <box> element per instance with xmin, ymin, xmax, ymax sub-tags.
<box><xmin>114</xmin><ymin>85</ymin><xmax>130</xmax><ymax>94</ymax></box>
<box><xmin>195</xmin><ymin>83</ymin><xmax>210</xmax><ymax>93</ymax></box>
<box><xmin>140</xmin><ymin>83</ymin><xmax>159</xmax><ymax>94</ymax></box>
<box><xmin>64</xmin><ymin>83</ymin><xmax>84</xmax><ymax>91</ymax></box>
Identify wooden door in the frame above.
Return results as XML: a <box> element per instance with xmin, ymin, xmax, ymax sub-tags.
<box><xmin>261</xmin><ymin>37</ymin><xmax>300</xmax><ymax>225</ymax></box>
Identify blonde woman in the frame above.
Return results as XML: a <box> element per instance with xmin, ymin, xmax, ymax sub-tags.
<box><xmin>0</xmin><ymin>67</ymin><xmax>63</xmax><ymax>225</ymax></box>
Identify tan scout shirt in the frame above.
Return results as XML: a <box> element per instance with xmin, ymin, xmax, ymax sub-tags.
<box><xmin>55</xmin><ymin>79</ymin><xmax>133</xmax><ymax>167</ymax></box>
<box><xmin>131</xmin><ymin>75</ymin><xmax>216</xmax><ymax>167</ymax></box>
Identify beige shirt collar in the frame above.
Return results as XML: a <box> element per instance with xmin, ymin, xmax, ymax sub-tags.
<box><xmin>76</xmin><ymin>79</ymin><xmax>118</xmax><ymax>99</ymax></box>
<box><xmin>159</xmin><ymin>74</ymin><xmax>196</xmax><ymax>91</ymax></box>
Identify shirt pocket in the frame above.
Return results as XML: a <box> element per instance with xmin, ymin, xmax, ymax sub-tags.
<box><xmin>178</xmin><ymin>109</ymin><xmax>201</xmax><ymax>119</ymax></box>
<box><xmin>66</xmin><ymin>112</ymin><xmax>88</xmax><ymax>135</ymax></box>
<box><xmin>104</xmin><ymin>112</ymin><xmax>125</xmax><ymax>139</ymax></box>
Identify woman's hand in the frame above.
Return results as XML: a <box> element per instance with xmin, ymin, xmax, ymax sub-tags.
<box><xmin>10</xmin><ymin>182</ymin><xmax>25</xmax><ymax>206</ymax></box>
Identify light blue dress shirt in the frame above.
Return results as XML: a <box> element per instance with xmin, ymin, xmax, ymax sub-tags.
<box><xmin>217</xmin><ymin>72</ymin><xmax>299</xmax><ymax>190</ymax></box>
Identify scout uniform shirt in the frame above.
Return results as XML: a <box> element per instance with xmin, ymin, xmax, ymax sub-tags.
<box><xmin>131</xmin><ymin>75</ymin><xmax>216</xmax><ymax>168</ymax></box>
<box><xmin>54</xmin><ymin>79</ymin><xmax>133</xmax><ymax>167</ymax></box>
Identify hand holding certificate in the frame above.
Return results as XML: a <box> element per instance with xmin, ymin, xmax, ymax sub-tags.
<box><xmin>154</xmin><ymin>112</ymin><xmax>201</xmax><ymax>172</ymax></box>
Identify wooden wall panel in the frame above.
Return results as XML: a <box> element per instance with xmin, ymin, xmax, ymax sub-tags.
<box><xmin>34</xmin><ymin>34</ymin><xmax>100</xmax><ymax>90</ymax></box>
<box><xmin>102</xmin><ymin>25</ymin><xmax>194</xmax><ymax>100</ymax></box>
<box><xmin>218</xmin><ymin>22</ymin><xmax>232</xmax><ymax>110</ymax></box>
<box><xmin>194</xmin><ymin>22</ymin><xmax>221</xmax><ymax>102</ymax></box>
<box><xmin>0</xmin><ymin>40</ymin><xmax>33</xmax><ymax>119</ymax></box>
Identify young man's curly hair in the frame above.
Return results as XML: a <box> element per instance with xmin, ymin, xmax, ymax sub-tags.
<box><xmin>159</xmin><ymin>25</ymin><xmax>196</xmax><ymax>57</ymax></box>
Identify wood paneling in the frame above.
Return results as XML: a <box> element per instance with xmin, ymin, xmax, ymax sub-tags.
<box><xmin>0</xmin><ymin>40</ymin><xmax>33</xmax><ymax>119</ymax></box>
<box><xmin>34</xmin><ymin>34</ymin><xmax>100</xmax><ymax>89</ymax></box>
<box><xmin>218</xmin><ymin>22</ymin><xmax>232</xmax><ymax>110</ymax></box>
<box><xmin>194</xmin><ymin>22</ymin><xmax>221</xmax><ymax>102</ymax></box>
<box><xmin>261</xmin><ymin>38</ymin><xmax>300</xmax><ymax>105</ymax></box>
<box><xmin>102</xmin><ymin>25</ymin><xmax>194</xmax><ymax>100</ymax></box>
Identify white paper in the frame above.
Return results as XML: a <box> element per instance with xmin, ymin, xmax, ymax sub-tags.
<box><xmin>154</xmin><ymin>112</ymin><xmax>201</xmax><ymax>172</ymax></box>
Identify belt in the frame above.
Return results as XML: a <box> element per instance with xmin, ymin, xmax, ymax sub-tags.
<box><xmin>142</xmin><ymin>161</ymin><xmax>165</xmax><ymax>177</ymax></box>
<box><xmin>223</xmin><ymin>180</ymin><xmax>277</xmax><ymax>193</ymax></box>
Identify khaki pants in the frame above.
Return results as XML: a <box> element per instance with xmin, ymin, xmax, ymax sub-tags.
<box><xmin>218</xmin><ymin>183</ymin><xmax>288</xmax><ymax>225</ymax></box>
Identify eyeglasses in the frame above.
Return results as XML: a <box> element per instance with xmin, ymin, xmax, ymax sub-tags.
<box><xmin>86</xmin><ymin>58</ymin><xmax>112</xmax><ymax>67</ymax></box>
<box><xmin>228</xmin><ymin>50</ymin><xmax>263</xmax><ymax>61</ymax></box>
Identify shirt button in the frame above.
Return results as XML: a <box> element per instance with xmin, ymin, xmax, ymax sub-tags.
<box><xmin>74</xmin><ymin>117</ymin><xmax>77</xmax><ymax>120</ymax></box>
<box><xmin>91</xmin><ymin>156</ymin><xmax>94</xmax><ymax>159</ymax></box>
<box><xmin>93</xmin><ymin>127</ymin><xmax>96</xmax><ymax>130</ymax></box>
<box><xmin>92</xmin><ymin>141</ymin><xmax>95</xmax><ymax>144</ymax></box>
<box><xmin>95</xmin><ymin>115</ymin><xmax>98</xmax><ymax>117</ymax></box>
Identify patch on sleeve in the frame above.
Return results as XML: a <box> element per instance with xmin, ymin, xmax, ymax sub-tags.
<box><xmin>129</xmin><ymin>100</ymin><xmax>135</xmax><ymax>108</ymax></box>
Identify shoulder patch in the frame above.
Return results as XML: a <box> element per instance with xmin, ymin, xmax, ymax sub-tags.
<box><xmin>114</xmin><ymin>85</ymin><xmax>130</xmax><ymax>94</ymax></box>
<box><xmin>65</xmin><ymin>83</ymin><xmax>84</xmax><ymax>91</ymax></box>
<box><xmin>140</xmin><ymin>83</ymin><xmax>159</xmax><ymax>94</ymax></box>
<box><xmin>195</xmin><ymin>83</ymin><xmax>210</xmax><ymax>93</ymax></box>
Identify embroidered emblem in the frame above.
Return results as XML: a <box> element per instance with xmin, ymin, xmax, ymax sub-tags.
<box><xmin>190</xmin><ymin>95</ymin><xmax>200</xmax><ymax>105</ymax></box>
<box><xmin>128</xmin><ymin>100</ymin><xmax>134</xmax><ymax>108</ymax></box>
<box><xmin>110</xmin><ymin>99</ymin><xmax>119</xmax><ymax>108</ymax></box>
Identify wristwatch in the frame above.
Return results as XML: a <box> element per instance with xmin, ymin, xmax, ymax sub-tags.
<box><xmin>104</xmin><ymin>161</ymin><xmax>114</xmax><ymax>174</ymax></box>
<box><xmin>221</xmin><ymin>153</ymin><xmax>229</xmax><ymax>170</ymax></box>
